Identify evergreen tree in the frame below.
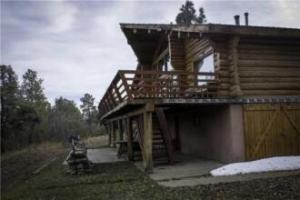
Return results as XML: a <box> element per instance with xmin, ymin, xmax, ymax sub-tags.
<box><xmin>195</xmin><ymin>7</ymin><xmax>207</xmax><ymax>24</ymax></box>
<box><xmin>20</xmin><ymin>69</ymin><xmax>49</xmax><ymax>143</ymax></box>
<box><xmin>175</xmin><ymin>1</ymin><xmax>207</xmax><ymax>25</ymax></box>
<box><xmin>21</xmin><ymin>69</ymin><xmax>47</xmax><ymax>105</ymax></box>
<box><xmin>80</xmin><ymin>93</ymin><xmax>98</xmax><ymax>134</ymax></box>
<box><xmin>1</xmin><ymin>65</ymin><xmax>20</xmax><ymax>152</ymax></box>
<box><xmin>49</xmin><ymin>97</ymin><xmax>85</xmax><ymax>141</ymax></box>
<box><xmin>176</xmin><ymin>0</ymin><xmax>196</xmax><ymax>25</ymax></box>
<box><xmin>80</xmin><ymin>93</ymin><xmax>96</xmax><ymax>124</ymax></box>
<box><xmin>0</xmin><ymin>65</ymin><xmax>40</xmax><ymax>151</ymax></box>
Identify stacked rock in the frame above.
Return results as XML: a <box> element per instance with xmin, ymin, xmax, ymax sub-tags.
<box><xmin>66</xmin><ymin>142</ymin><xmax>92</xmax><ymax>174</ymax></box>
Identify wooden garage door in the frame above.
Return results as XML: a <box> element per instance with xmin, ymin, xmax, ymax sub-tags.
<box><xmin>243</xmin><ymin>103</ymin><xmax>300</xmax><ymax>160</ymax></box>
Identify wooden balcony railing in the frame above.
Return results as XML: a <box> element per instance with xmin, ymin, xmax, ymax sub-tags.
<box><xmin>98</xmin><ymin>70</ymin><xmax>221</xmax><ymax>117</ymax></box>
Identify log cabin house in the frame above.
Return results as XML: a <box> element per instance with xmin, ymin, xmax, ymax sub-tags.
<box><xmin>98</xmin><ymin>22</ymin><xmax>300</xmax><ymax>172</ymax></box>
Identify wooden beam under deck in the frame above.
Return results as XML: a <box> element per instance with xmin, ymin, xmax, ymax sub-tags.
<box><xmin>101</xmin><ymin>96</ymin><xmax>300</xmax><ymax>123</ymax></box>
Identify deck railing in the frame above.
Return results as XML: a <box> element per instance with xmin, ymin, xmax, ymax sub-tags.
<box><xmin>99</xmin><ymin>70</ymin><xmax>220</xmax><ymax>117</ymax></box>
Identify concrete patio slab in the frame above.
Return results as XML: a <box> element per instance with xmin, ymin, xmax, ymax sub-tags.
<box><xmin>135</xmin><ymin>155</ymin><xmax>222</xmax><ymax>183</ymax></box>
<box><xmin>87</xmin><ymin>148</ymin><xmax>127</xmax><ymax>164</ymax></box>
<box><xmin>135</xmin><ymin>154</ymin><xmax>300</xmax><ymax>187</ymax></box>
<box><xmin>150</xmin><ymin>159</ymin><xmax>222</xmax><ymax>181</ymax></box>
<box><xmin>159</xmin><ymin>170</ymin><xmax>300</xmax><ymax>187</ymax></box>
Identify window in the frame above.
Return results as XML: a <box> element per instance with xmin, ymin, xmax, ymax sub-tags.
<box><xmin>193</xmin><ymin>54</ymin><xmax>215</xmax><ymax>86</ymax></box>
<box><xmin>195</xmin><ymin>54</ymin><xmax>214</xmax><ymax>73</ymax></box>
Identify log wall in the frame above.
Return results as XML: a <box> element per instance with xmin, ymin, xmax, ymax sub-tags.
<box><xmin>210</xmin><ymin>36</ymin><xmax>300</xmax><ymax>97</ymax></box>
<box><xmin>168</xmin><ymin>33</ymin><xmax>300</xmax><ymax>97</ymax></box>
<box><xmin>211</xmin><ymin>38</ymin><xmax>231</xmax><ymax>97</ymax></box>
<box><xmin>238</xmin><ymin>38</ymin><xmax>300</xmax><ymax>96</ymax></box>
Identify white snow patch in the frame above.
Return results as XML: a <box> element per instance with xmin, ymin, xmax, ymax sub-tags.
<box><xmin>210</xmin><ymin>156</ymin><xmax>300</xmax><ymax>176</ymax></box>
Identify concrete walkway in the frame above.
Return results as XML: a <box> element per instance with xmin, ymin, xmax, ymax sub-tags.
<box><xmin>84</xmin><ymin>149</ymin><xmax>300</xmax><ymax>187</ymax></box>
<box><xmin>87</xmin><ymin>148</ymin><xmax>127</xmax><ymax>164</ymax></box>
<box><xmin>158</xmin><ymin>170</ymin><xmax>300</xmax><ymax>187</ymax></box>
<box><xmin>135</xmin><ymin>155</ymin><xmax>300</xmax><ymax>187</ymax></box>
<box><xmin>150</xmin><ymin>159</ymin><xmax>222</xmax><ymax>181</ymax></box>
<box><xmin>135</xmin><ymin>156</ymin><xmax>223</xmax><ymax>186</ymax></box>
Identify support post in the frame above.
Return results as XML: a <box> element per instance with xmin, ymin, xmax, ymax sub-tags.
<box><xmin>118</xmin><ymin>120</ymin><xmax>124</xmax><ymax>141</ymax></box>
<box><xmin>106</xmin><ymin>124</ymin><xmax>112</xmax><ymax>146</ymax></box>
<box><xmin>143</xmin><ymin>105</ymin><xmax>153</xmax><ymax>173</ymax></box>
<box><xmin>229</xmin><ymin>36</ymin><xmax>242</xmax><ymax>97</ymax></box>
<box><xmin>126</xmin><ymin>118</ymin><xmax>133</xmax><ymax>161</ymax></box>
<box><xmin>112</xmin><ymin>121</ymin><xmax>116</xmax><ymax>148</ymax></box>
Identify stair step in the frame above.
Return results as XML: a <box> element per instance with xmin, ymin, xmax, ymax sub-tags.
<box><xmin>153</xmin><ymin>151</ymin><xmax>167</xmax><ymax>157</ymax></box>
<box><xmin>153</xmin><ymin>141</ymin><xmax>164</xmax><ymax>145</ymax></box>
<box><xmin>153</xmin><ymin>131</ymin><xmax>162</xmax><ymax>136</ymax></box>
<box><xmin>153</xmin><ymin>143</ymin><xmax>165</xmax><ymax>147</ymax></box>
<box><xmin>153</xmin><ymin>134</ymin><xmax>162</xmax><ymax>138</ymax></box>
<box><xmin>153</xmin><ymin>140</ymin><xmax>163</xmax><ymax>144</ymax></box>
<box><xmin>153</xmin><ymin>146</ymin><xmax>166</xmax><ymax>150</ymax></box>
<box><xmin>152</xmin><ymin>137</ymin><xmax>164</xmax><ymax>143</ymax></box>
<box><xmin>154</xmin><ymin>159</ymin><xmax>169</xmax><ymax>166</ymax></box>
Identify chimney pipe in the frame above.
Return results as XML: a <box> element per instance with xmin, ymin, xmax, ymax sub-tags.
<box><xmin>234</xmin><ymin>15</ymin><xmax>240</xmax><ymax>26</ymax></box>
<box><xmin>244</xmin><ymin>12</ymin><xmax>249</xmax><ymax>26</ymax></box>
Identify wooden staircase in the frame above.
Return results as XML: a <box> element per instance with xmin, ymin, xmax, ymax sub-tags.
<box><xmin>152</xmin><ymin>114</ymin><xmax>169</xmax><ymax>165</ymax></box>
<box><xmin>132</xmin><ymin>108</ymin><xmax>173</xmax><ymax>166</ymax></box>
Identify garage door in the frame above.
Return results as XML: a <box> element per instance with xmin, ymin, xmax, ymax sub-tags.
<box><xmin>243</xmin><ymin>103</ymin><xmax>300</xmax><ymax>160</ymax></box>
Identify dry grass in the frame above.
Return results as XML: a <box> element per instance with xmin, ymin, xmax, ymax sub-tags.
<box><xmin>83</xmin><ymin>135</ymin><xmax>108</xmax><ymax>149</ymax></box>
<box><xmin>1</xmin><ymin>135</ymin><xmax>108</xmax><ymax>192</ymax></box>
<box><xmin>2</xmin><ymin>138</ymin><xmax>300</xmax><ymax>200</ymax></box>
<box><xmin>2</xmin><ymin>142</ymin><xmax>65</xmax><ymax>161</ymax></box>
<box><xmin>1</xmin><ymin>141</ymin><xmax>66</xmax><ymax>192</ymax></box>
<box><xmin>3</xmin><ymin>158</ymin><xmax>300</xmax><ymax>200</ymax></box>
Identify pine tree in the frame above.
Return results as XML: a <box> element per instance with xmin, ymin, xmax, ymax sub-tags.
<box><xmin>20</xmin><ymin>69</ymin><xmax>49</xmax><ymax>143</ymax></box>
<box><xmin>0</xmin><ymin>65</ymin><xmax>40</xmax><ymax>151</ymax></box>
<box><xmin>21</xmin><ymin>69</ymin><xmax>46</xmax><ymax>105</ymax></box>
<box><xmin>49</xmin><ymin>97</ymin><xmax>85</xmax><ymax>141</ymax></box>
<box><xmin>1</xmin><ymin>65</ymin><xmax>20</xmax><ymax>152</ymax></box>
<box><xmin>175</xmin><ymin>1</ymin><xmax>207</xmax><ymax>25</ymax></box>
<box><xmin>80</xmin><ymin>93</ymin><xmax>98</xmax><ymax>134</ymax></box>
<box><xmin>176</xmin><ymin>0</ymin><xmax>196</xmax><ymax>25</ymax></box>
<box><xmin>194</xmin><ymin>7</ymin><xmax>207</xmax><ymax>24</ymax></box>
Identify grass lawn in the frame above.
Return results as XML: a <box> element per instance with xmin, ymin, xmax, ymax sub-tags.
<box><xmin>2</xmin><ymin>138</ymin><xmax>300</xmax><ymax>200</ymax></box>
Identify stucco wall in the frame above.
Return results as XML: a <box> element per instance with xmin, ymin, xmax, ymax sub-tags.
<box><xmin>169</xmin><ymin>105</ymin><xmax>245</xmax><ymax>163</ymax></box>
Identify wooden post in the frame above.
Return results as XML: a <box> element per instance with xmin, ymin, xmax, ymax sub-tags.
<box><xmin>112</xmin><ymin>121</ymin><xmax>116</xmax><ymax>148</ymax></box>
<box><xmin>106</xmin><ymin>124</ymin><xmax>112</xmax><ymax>146</ymax></box>
<box><xmin>126</xmin><ymin>118</ymin><xmax>133</xmax><ymax>161</ymax></box>
<box><xmin>143</xmin><ymin>104</ymin><xmax>153</xmax><ymax>173</ymax></box>
<box><xmin>229</xmin><ymin>36</ymin><xmax>242</xmax><ymax>97</ymax></box>
<box><xmin>118</xmin><ymin>120</ymin><xmax>124</xmax><ymax>141</ymax></box>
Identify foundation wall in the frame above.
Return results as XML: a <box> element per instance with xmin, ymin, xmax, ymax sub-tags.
<box><xmin>169</xmin><ymin>104</ymin><xmax>245</xmax><ymax>163</ymax></box>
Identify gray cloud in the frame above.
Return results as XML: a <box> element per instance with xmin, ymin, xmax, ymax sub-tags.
<box><xmin>1</xmin><ymin>0</ymin><xmax>300</xmax><ymax>106</ymax></box>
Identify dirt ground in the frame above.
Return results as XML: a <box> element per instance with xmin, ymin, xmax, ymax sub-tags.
<box><xmin>1</xmin><ymin>136</ymin><xmax>300</xmax><ymax>200</ymax></box>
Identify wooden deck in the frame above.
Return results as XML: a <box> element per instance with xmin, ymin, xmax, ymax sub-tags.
<box><xmin>98</xmin><ymin>69</ymin><xmax>300</xmax><ymax>120</ymax></box>
<box><xmin>98</xmin><ymin>70</ymin><xmax>229</xmax><ymax>118</ymax></box>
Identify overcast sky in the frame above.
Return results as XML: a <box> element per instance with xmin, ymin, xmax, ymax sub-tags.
<box><xmin>1</xmin><ymin>0</ymin><xmax>300</xmax><ymax>106</ymax></box>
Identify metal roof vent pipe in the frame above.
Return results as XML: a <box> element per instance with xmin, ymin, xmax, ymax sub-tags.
<box><xmin>244</xmin><ymin>12</ymin><xmax>249</xmax><ymax>26</ymax></box>
<box><xmin>234</xmin><ymin>15</ymin><xmax>240</xmax><ymax>26</ymax></box>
